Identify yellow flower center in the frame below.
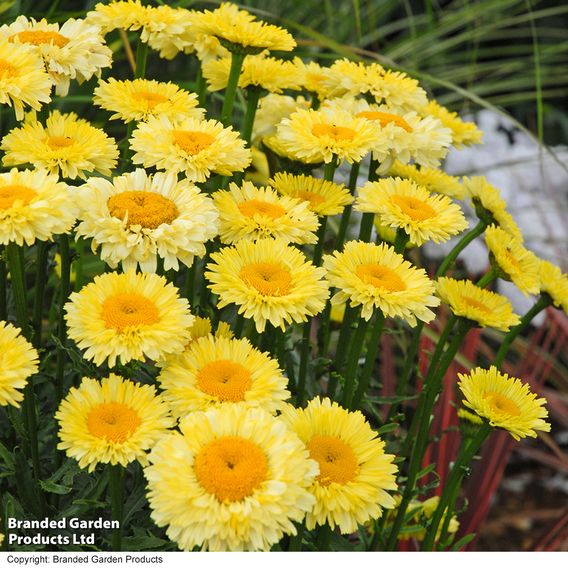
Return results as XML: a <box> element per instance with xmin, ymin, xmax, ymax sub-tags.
<box><xmin>107</xmin><ymin>191</ymin><xmax>179</xmax><ymax>229</ymax></box>
<box><xmin>131</xmin><ymin>90</ymin><xmax>168</xmax><ymax>109</ymax></box>
<box><xmin>238</xmin><ymin>199</ymin><xmax>286</xmax><ymax>219</ymax></box>
<box><xmin>46</xmin><ymin>136</ymin><xmax>74</xmax><ymax>149</ymax></box>
<box><xmin>239</xmin><ymin>262</ymin><xmax>292</xmax><ymax>296</ymax></box>
<box><xmin>102</xmin><ymin>293</ymin><xmax>160</xmax><ymax>331</ymax></box>
<box><xmin>356</xmin><ymin>111</ymin><xmax>413</xmax><ymax>132</ymax></box>
<box><xmin>11</xmin><ymin>30</ymin><xmax>70</xmax><ymax>47</ymax></box>
<box><xmin>307</xmin><ymin>435</ymin><xmax>358</xmax><ymax>486</ymax></box>
<box><xmin>0</xmin><ymin>59</ymin><xmax>16</xmax><ymax>77</ymax></box>
<box><xmin>503</xmin><ymin>249</ymin><xmax>521</xmax><ymax>272</ymax></box>
<box><xmin>194</xmin><ymin>436</ymin><xmax>268</xmax><ymax>502</ymax></box>
<box><xmin>391</xmin><ymin>195</ymin><xmax>436</xmax><ymax>221</ymax></box>
<box><xmin>311</xmin><ymin>123</ymin><xmax>356</xmax><ymax>142</ymax></box>
<box><xmin>485</xmin><ymin>391</ymin><xmax>521</xmax><ymax>417</ymax></box>
<box><xmin>196</xmin><ymin>360</ymin><xmax>252</xmax><ymax>402</ymax></box>
<box><xmin>294</xmin><ymin>190</ymin><xmax>325</xmax><ymax>208</ymax></box>
<box><xmin>356</xmin><ymin>263</ymin><xmax>407</xmax><ymax>291</ymax></box>
<box><xmin>87</xmin><ymin>402</ymin><xmax>141</xmax><ymax>443</ymax></box>
<box><xmin>461</xmin><ymin>295</ymin><xmax>491</xmax><ymax>314</ymax></box>
<box><xmin>0</xmin><ymin>184</ymin><xmax>37</xmax><ymax>209</ymax></box>
<box><xmin>172</xmin><ymin>130</ymin><xmax>215</xmax><ymax>155</ymax></box>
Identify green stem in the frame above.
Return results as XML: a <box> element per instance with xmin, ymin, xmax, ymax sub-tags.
<box><xmin>195</xmin><ymin>64</ymin><xmax>207</xmax><ymax>108</ymax></box>
<box><xmin>6</xmin><ymin>242</ymin><xmax>30</xmax><ymax>338</ymax></box>
<box><xmin>241</xmin><ymin>87</ymin><xmax>261</xmax><ymax>146</ymax></box>
<box><xmin>288</xmin><ymin>524</ymin><xmax>304</xmax><ymax>551</ymax></box>
<box><xmin>421</xmin><ymin>423</ymin><xmax>492</xmax><ymax>551</ymax></box>
<box><xmin>184</xmin><ymin>262</ymin><xmax>197</xmax><ymax>307</ymax></box>
<box><xmin>109</xmin><ymin>465</ymin><xmax>123</xmax><ymax>551</ymax></box>
<box><xmin>221</xmin><ymin>52</ymin><xmax>246</xmax><ymax>127</ymax></box>
<box><xmin>134</xmin><ymin>36</ymin><xmax>148</xmax><ymax>79</ymax></box>
<box><xmin>0</xmin><ymin>246</ymin><xmax>6</xmax><ymax>321</ymax></box>
<box><xmin>358</xmin><ymin>213</ymin><xmax>375</xmax><ymax>242</ymax></box>
<box><xmin>32</xmin><ymin>242</ymin><xmax>48</xmax><ymax>348</ymax></box>
<box><xmin>55</xmin><ymin>235</ymin><xmax>71</xmax><ymax>402</ymax></box>
<box><xmin>328</xmin><ymin>304</ymin><xmax>357</xmax><ymax>397</ymax></box>
<box><xmin>234</xmin><ymin>312</ymin><xmax>245</xmax><ymax>339</ymax></box>
<box><xmin>494</xmin><ymin>294</ymin><xmax>551</xmax><ymax>368</ymax></box>
<box><xmin>393</xmin><ymin>229</ymin><xmax>410</xmax><ymax>254</ymax></box>
<box><xmin>436</xmin><ymin>476</ymin><xmax>461</xmax><ymax>549</ymax></box>
<box><xmin>475</xmin><ymin>267</ymin><xmax>497</xmax><ymax>288</ymax></box>
<box><xmin>352</xmin><ymin>311</ymin><xmax>385</xmax><ymax>408</ymax></box>
<box><xmin>296</xmin><ymin>321</ymin><xmax>312</xmax><ymax>406</ymax></box>
<box><xmin>312</xmin><ymin>217</ymin><xmax>328</xmax><ymax>267</ymax></box>
<box><xmin>342</xmin><ymin>317</ymin><xmax>369</xmax><ymax>407</ymax></box>
<box><xmin>436</xmin><ymin>221</ymin><xmax>486</xmax><ymax>277</ymax></box>
<box><xmin>336</xmin><ymin>162</ymin><xmax>360</xmax><ymax>250</ymax></box>
<box><xmin>385</xmin><ymin>319</ymin><xmax>471</xmax><ymax>549</ymax></box>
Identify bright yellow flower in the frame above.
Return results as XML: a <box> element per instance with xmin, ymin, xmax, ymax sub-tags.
<box><xmin>0</xmin><ymin>168</ymin><xmax>77</xmax><ymax>246</ymax></box>
<box><xmin>93</xmin><ymin>78</ymin><xmax>203</xmax><ymax>123</ymax></box>
<box><xmin>281</xmin><ymin>397</ymin><xmax>398</xmax><ymax>534</ymax></box>
<box><xmin>463</xmin><ymin>176</ymin><xmax>522</xmax><ymax>239</ymax></box>
<box><xmin>275</xmin><ymin>107</ymin><xmax>383</xmax><ymax>164</ymax></box>
<box><xmin>0</xmin><ymin>321</ymin><xmax>38</xmax><ymax>407</ymax></box>
<box><xmin>424</xmin><ymin>100</ymin><xmax>483</xmax><ymax>148</ymax></box>
<box><xmin>387</xmin><ymin>160</ymin><xmax>465</xmax><ymax>200</ymax></box>
<box><xmin>458</xmin><ymin>366</ymin><xmax>550</xmax><ymax>441</ymax></box>
<box><xmin>206</xmin><ymin>239</ymin><xmax>329</xmax><ymax>332</ymax></box>
<box><xmin>252</xmin><ymin>93</ymin><xmax>311</xmax><ymax>143</ymax></box>
<box><xmin>323</xmin><ymin>241</ymin><xmax>440</xmax><ymax>324</ymax></box>
<box><xmin>269</xmin><ymin>172</ymin><xmax>353</xmax><ymax>216</ymax></box>
<box><xmin>65</xmin><ymin>271</ymin><xmax>194</xmax><ymax>367</ymax></box>
<box><xmin>203</xmin><ymin>53</ymin><xmax>300</xmax><ymax>93</ymax></box>
<box><xmin>56</xmin><ymin>374</ymin><xmax>174</xmax><ymax>472</ymax></box>
<box><xmin>158</xmin><ymin>336</ymin><xmax>289</xmax><ymax>418</ymax></box>
<box><xmin>144</xmin><ymin>405</ymin><xmax>318</xmax><ymax>551</ymax></box>
<box><xmin>85</xmin><ymin>0</ymin><xmax>149</xmax><ymax>35</ymax></box>
<box><xmin>131</xmin><ymin>115</ymin><xmax>251</xmax><ymax>183</ymax></box>
<box><xmin>292</xmin><ymin>58</ymin><xmax>332</xmax><ymax>99</ymax></box>
<box><xmin>0</xmin><ymin>38</ymin><xmax>52</xmax><ymax>120</ymax></box>
<box><xmin>2</xmin><ymin>15</ymin><xmax>112</xmax><ymax>96</ymax></box>
<box><xmin>213</xmin><ymin>181</ymin><xmax>319</xmax><ymax>245</ymax></box>
<box><xmin>1</xmin><ymin>110</ymin><xmax>118</xmax><ymax>180</ymax></box>
<box><xmin>355</xmin><ymin>178</ymin><xmax>468</xmax><ymax>246</ymax></box>
<box><xmin>189</xmin><ymin>2</ymin><xmax>296</xmax><ymax>54</ymax></box>
<box><xmin>436</xmin><ymin>277</ymin><xmax>521</xmax><ymax>331</ymax></box>
<box><xmin>75</xmin><ymin>169</ymin><xmax>218</xmax><ymax>273</ymax></box>
<box><xmin>485</xmin><ymin>225</ymin><xmax>540</xmax><ymax>296</ymax></box>
<box><xmin>539</xmin><ymin>260</ymin><xmax>568</xmax><ymax>314</ymax></box>
<box><xmin>318</xmin><ymin>58</ymin><xmax>384</xmax><ymax>99</ymax></box>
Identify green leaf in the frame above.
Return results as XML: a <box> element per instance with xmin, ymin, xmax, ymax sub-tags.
<box><xmin>39</xmin><ymin>479</ymin><xmax>72</xmax><ymax>495</ymax></box>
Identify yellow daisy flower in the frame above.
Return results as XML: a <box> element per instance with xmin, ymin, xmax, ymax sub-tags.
<box><xmin>424</xmin><ymin>100</ymin><xmax>483</xmax><ymax>148</ymax></box>
<box><xmin>138</xmin><ymin>4</ymin><xmax>194</xmax><ymax>60</ymax></box>
<box><xmin>463</xmin><ymin>176</ymin><xmax>522</xmax><ymax>239</ymax></box>
<box><xmin>335</xmin><ymin>98</ymin><xmax>451</xmax><ymax>170</ymax></box>
<box><xmin>262</xmin><ymin>134</ymin><xmax>323</xmax><ymax>166</ymax></box>
<box><xmin>188</xmin><ymin>316</ymin><xmax>233</xmax><ymax>343</ymax></box>
<box><xmin>0</xmin><ymin>168</ymin><xmax>77</xmax><ymax>246</ymax></box>
<box><xmin>281</xmin><ymin>397</ymin><xmax>398</xmax><ymax>534</ymax></box>
<box><xmin>0</xmin><ymin>321</ymin><xmax>38</xmax><ymax>407</ymax></box>
<box><xmin>64</xmin><ymin>271</ymin><xmax>194</xmax><ymax>367</ymax></box>
<box><xmin>323</xmin><ymin>241</ymin><xmax>440</xmax><ymax>324</ymax></box>
<box><xmin>485</xmin><ymin>225</ymin><xmax>540</xmax><ymax>295</ymax></box>
<box><xmin>56</xmin><ymin>373</ymin><xmax>174</xmax><ymax>472</ymax></box>
<box><xmin>275</xmin><ymin>107</ymin><xmax>383</xmax><ymax>164</ymax></box>
<box><xmin>292</xmin><ymin>58</ymin><xmax>333</xmax><ymax>99</ymax></box>
<box><xmin>373</xmin><ymin>69</ymin><xmax>429</xmax><ymax>113</ymax></box>
<box><xmin>203</xmin><ymin>53</ymin><xmax>300</xmax><ymax>94</ymax></box>
<box><xmin>144</xmin><ymin>405</ymin><xmax>318</xmax><ymax>551</ymax></box>
<box><xmin>387</xmin><ymin>160</ymin><xmax>465</xmax><ymax>200</ymax></box>
<box><xmin>355</xmin><ymin>177</ymin><xmax>468</xmax><ymax>246</ymax></box>
<box><xmin>75</xmin><ymin>168</ymin><xmax>218</xmax><ymax>272</ymax></box>
<box><xmin>213</xmin><ymin>181</ymin><xmax>319</xmax><ymax>245</ymax></box>
<box><xmin>318</xmin><ymin>58</ymin><xmax>384</xmax><ymax>99</ymax></box>
<box><xmin>1</xmin><ymin>110</ymin><xmax>118</xmax><ymax>180</ymax></box>
<box><xmin>206</xmin><ymin>238</ymin><xmax>329</xmax><ymax>332</ymax></box>
<box><xmin>158</xmin><ymin>336</ymin><xmax>289</xmax><ymax>418</ymax></box>
<box><xmin>189</xmin><ymin>2</ymin><xmax>296</xmax><ymax>54</ymax></box>
<box><xmin>269</xmin><ymin>172</ymin><xmax>353</xmax><ymax>216</ymax></box>
<box><xmin>458</xmin><ymin>366</ymin><xmax>550</xmax><ymax>441</ymax></box>
<box><xmin>539</xmin><ymin>260</ymin><xmax>568</xmax><ymax>314</ymax></box>
<box><xmin>252</xmin><ymin>93</ymin><xmax>311</xmax><ymax>143</ymax></box>
<box><xmin>85</xmin><ymin>0</ymin><xmax>149</xmax><ymax>35</ymax></box>
<box><xmin>436</xmin><ymin>277</ymin><xmax>521</xmax><ymax>331</ymax></box>
<box><xmin>130</xmin><ymin>115</ymin><xmax>251</xmax><ymax>183</ymax></box>
<box><xmin>0</xmin><ymin>38</ymin><xmax>52</xmax><ymax>120</ymax></box>
<box><xmin>93</xmin><ymin>78</ymin><xmax>203</xmax><ymax>124</ymax></box>
<box><xmin>2</xmin><ymin>15</ymin><xmax>112</xmax><ymax>96</ymax></box>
